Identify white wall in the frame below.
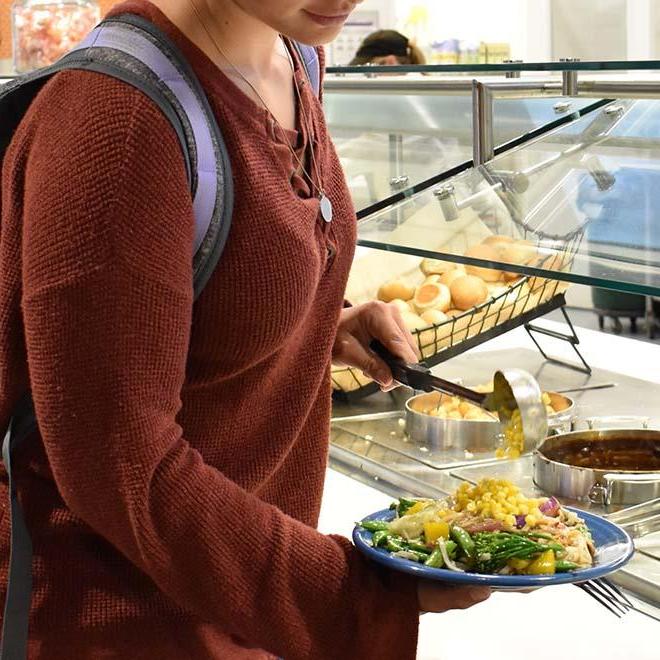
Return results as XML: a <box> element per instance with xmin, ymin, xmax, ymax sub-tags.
<box><xmin>393</xmin><ymin>0</ymin><xmax>529</xmax><ymax>58</ymax></box>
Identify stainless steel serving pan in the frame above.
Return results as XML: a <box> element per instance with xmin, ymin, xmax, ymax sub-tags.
<box><xmin>534</xmin><ymin>429</ymin><xmax>660</xmax><ymax>505</ymax></box>
<box><xmin>405</xmin><ymin>390</ymin><xmax>574</xmax><ymax>454</ymax></box>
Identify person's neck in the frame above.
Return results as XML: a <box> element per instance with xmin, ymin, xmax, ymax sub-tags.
<box><xmin>148</xmin><ymin>0</ymin><xmax>282</xmax><ymax>77</ymax></box>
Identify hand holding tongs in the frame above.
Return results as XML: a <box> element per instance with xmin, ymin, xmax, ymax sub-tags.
<box><xmin>370</xmin><ymin>339</ymin><xmax>548</xmax><ymax>449</ymax></box>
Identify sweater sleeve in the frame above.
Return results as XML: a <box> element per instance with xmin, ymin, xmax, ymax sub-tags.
<box><xmin>18</xmin><ymin>71</ymin><xmax>419</xmax><ymax>659</ymax></box>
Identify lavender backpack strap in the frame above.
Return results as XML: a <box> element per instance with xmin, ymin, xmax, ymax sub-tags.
<box><xmin>292</xmin><ymin>41</ymin><xmax>321</xmax><ymax>98</ymax></box>
<box><xmin>0</xmin><ymin>14</ymin><xmax>232</xmax><ymax>659</ymax></box>
<box><xmin>65</xmin><ymin>13</ymin><xmax>234</xmax><ymax>299</ymax></box>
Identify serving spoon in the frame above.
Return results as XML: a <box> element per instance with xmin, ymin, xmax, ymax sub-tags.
<box><xmin>370</xmin><ymin>340</ymin><xmax>548</xmax><ymax>451</ymax></box>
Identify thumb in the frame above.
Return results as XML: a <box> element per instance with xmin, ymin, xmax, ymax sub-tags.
<box><xmin>336</xmin><ymin>334</ymin><xmax>393</xmax><ymax>387</ymax></box>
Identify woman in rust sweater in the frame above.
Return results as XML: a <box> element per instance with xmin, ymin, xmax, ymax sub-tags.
<box><xmin>0</xmin><ymin>0</ymin><xmax>490</xmax><ymax>657</ymax></box>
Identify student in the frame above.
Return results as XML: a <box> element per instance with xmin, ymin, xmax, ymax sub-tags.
<box><xmin>0</xmin><ymin>1</ymin><xmax>489</xmax><ymax>657</ymax></box>
<box><xmin>350</xmin><ymin>29</ymin><xmax>427</xmax><ymax>66</ymax></box>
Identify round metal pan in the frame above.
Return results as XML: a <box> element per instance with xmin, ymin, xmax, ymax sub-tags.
<box><xmin>534</xmin><ymin>429</ymin><xmax>660</xmax><ymax>505</ymax></box>
<box><xmin>405</xmin><ymin>390</ymin><xmax>575</xmax><ymax>454</ymax></box>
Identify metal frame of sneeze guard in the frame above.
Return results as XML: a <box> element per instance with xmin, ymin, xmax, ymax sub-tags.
<box><xmin>325</xmin><ymin>60</ymin><xmax>660</xmax><ymax>168</ymax></box>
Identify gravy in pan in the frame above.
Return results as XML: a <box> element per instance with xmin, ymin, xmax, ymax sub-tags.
<box><xmin>542</xmin><ymin>438</ymin><xmax>660</xmax><ymax>471</ymax></box>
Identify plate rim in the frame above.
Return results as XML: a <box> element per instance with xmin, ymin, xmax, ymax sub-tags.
<box><xmin>352</xmin><ymin>505</ymin><xmax>635</xmax><ymax>587</ymax></box>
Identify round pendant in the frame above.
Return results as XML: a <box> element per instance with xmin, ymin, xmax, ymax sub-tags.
<box><xmin>320</xmin><ymin>194</ymin><xmax>333</xmax><ymax>223</ymax></box>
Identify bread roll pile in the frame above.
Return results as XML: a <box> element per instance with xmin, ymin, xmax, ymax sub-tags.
<box><xmin>332</xmin><ymin>235</ymin><xmax>570</xmax><ymax>393</ymax></box>
<box><xmin>377</xmin><ymin>235</ymin><xmax>536</xmax><ymax>334</ymax></box>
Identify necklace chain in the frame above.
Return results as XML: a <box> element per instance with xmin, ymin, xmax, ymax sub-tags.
<box><xmin>187</xmin><ymin>0</ymin><xmax>326</xmax><ymax>199</ymax></box>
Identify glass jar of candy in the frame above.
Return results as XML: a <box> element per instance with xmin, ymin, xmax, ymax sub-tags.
<box><xmin>12</xmin><ymin>0</ymin><xmax>100</xmax><ymax>73</ymax></box>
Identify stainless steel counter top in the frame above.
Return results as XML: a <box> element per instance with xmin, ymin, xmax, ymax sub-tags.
<box><xmin>330</xmin><ymin>346</ymin><xmax>660</xmax><ymax>608</ymax></box>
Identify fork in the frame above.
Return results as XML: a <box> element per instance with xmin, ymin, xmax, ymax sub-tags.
<box><xmin>577</xmin><ymin>578</ymin><xmax>660</xmax><ymax>622</ymax></box>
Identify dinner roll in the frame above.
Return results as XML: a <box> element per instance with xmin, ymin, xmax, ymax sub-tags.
<box><xmin>401</xmin><ymin>311</ymin><xmax>428</xmax><ymax>331</ymax></box>
<box><xmin>420</xmin><ymin>258</ymin><xmax>456</xmax><ymax>276</ymax></box>
<box><xmin>464</xmin><ymin>245</ymin><xmax>503</xmax><ymax>282</ymax></box>
<box><xmin>377</xmin><ymin>279</ymin><xmax>415</xmax><ymax>303</ymax></box>
<box><xmin>389</xmin><ymin>298</ymin><xmax>412</xmax><ymax>313</ymax></box>
<box><xmin>450</xmin><ymin>275</ymin><xmax>489</xmax><ymax>311</ymax></box>
<box><xmin>420</xmin><ymin>309</ymin><xmax>450</xmax><ymax>326</ymax></box>
<box><xmin>439</xmin><ymin>268</ymin><xmax>466</xmax><ymax>288</ymax></box>
<box><xmin>413</xmin><ymin>282</ymin><xmax>452</xmax><ymax>313</ymax></box>
<box><xmin>482</xmin><ymin>235</ymin><xmax>515</xmax><ymax>251</ymax></box>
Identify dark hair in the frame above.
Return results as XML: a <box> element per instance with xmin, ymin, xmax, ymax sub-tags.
<box><xmin>349</xmin><ymin>30</ymin><xmax>426</xmax><ymax>66</ymax></box>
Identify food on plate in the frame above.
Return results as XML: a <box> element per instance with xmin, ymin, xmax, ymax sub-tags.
<box><xmin>389</xmin><ymin>298</ymin><xmax>412</xmax><ymax>314</ymax></box>
<box><xmin>358</xmin><ymin>479</ymin><xmax>595</xmax><ymax>575</ymax></box>
<box><xmin>420</xmin><ymin>258</ymin><xmax>456</xmax><ymax>276</ymax></box>
<box><xmin>420</xmin><ymin>309</ymin><xmax>450</xmax><ymax>326</ymax></box>
<box><xmin>464</xmin><ymin>245</ymin><xmax>502</xmax><ymax>282</ymax></box>
<box><xmin>377</xmin><ymin>279</ymin><xmax>415</xmax><ymax>303</ymax></box>
<box><xmin>449</xmin><ymin>275</ymin><xmax>488</xmax><ymax>311</ymax></box>
<box><xmin>413</xmin><ymin>282</ymin><xmax>451</xmax><ymax>313</ymax></box>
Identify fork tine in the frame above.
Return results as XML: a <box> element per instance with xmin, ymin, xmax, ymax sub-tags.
<box><xmin>584</xmin><ymin>580</ymin><xmax>629</xmax><ymax>615</ymax></box>
<box><xmin>597</xmin><ymin>578</ymin><xmax>634</xmax><ymax>609</ymax></box>
<box><xmin>577</xmin><ymin>582</ymin><xmax>623</xmax><ymax>618</ymax></box>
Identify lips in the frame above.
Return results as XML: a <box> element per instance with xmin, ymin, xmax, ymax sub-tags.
<box><xmin>303</xmin><ymin>9</ymin><xmax>350</xmax><ymax>27</ymax></box>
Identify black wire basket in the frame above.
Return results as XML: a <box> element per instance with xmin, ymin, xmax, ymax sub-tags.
<box><xmin>332</xmin><ymin>232</ymin><xmax>581</xmax><ymax>402</ymax></box>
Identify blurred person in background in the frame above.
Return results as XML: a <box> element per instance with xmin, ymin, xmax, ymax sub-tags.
<box><xmin>350</xmin><ymin>29</ymin><xmax>426</xmax><ymax>66</ymax></box>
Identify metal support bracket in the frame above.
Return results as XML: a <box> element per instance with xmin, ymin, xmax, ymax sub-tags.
<box><xmin>561</xmin><ymin>57</ymin><xmax>580</xmax><ymax>96</ymax></box>
<box><xmin>524</xmin><ymin>306</ymin><xmax>592</xmax><ymax>374</ymax></box>
<box><xmin>472</xmin><ymin>80</ymin><xmax>494</xmax><ymax>165</ymax></box>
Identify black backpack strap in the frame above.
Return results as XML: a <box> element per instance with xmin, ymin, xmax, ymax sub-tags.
<box><xmin>1</xmin><ymin>15</ymin><xmax>233</xmax><ymax>658</ymax></box>
<box><xmin>0</xmin><ymin>395</ymin><xmax>36</xmax><ymax>660</ymax></box>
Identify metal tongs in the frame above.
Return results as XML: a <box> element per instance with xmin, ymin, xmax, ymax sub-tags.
<box><xmin>370</xmin><ymin>340</ymin><xmax>548</xmax><ymax>450</ymax></box>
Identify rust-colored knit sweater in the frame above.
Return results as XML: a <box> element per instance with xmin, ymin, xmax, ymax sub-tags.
<box><xmin>0</xmin><ymin>2</ymin><xmax>420</xmax><ymax>658</ymax></box>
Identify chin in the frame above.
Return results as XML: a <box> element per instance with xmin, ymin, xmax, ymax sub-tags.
<box><xmin>286</xmin><ymin>25</ymin><xmax>343</xmax><ymax>46</ymax></box>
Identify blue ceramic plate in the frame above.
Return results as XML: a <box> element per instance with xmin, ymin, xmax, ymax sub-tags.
<box><xmin>353</xmin><ymin>507</ymin><xmax>634</xmax><ymax>590</ymax></box>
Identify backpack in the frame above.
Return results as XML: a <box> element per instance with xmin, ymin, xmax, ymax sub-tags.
<box><xmin>0</xmin><ymin>14</ymin><xmax>320</xmax><ymax>658</ymax></box>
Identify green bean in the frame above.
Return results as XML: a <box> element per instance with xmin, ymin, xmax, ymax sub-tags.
<box><xmin>450</xmin><ymin>525</ymin><xmax>475</xmax><ymax>560</ymax></box>
<box><xmin>555</xmin><ymin>560</ymin><xmax>579</xmax><ymax>572</ymax></box>
<box><xmin>445</xmin><ymin>539</ymin><xmax>458</xmax><ymax>559</ymax></box>
<box><xmin>407</xmin><ymin>541</ymin><xmax>432</xmax><ymax>555</ymax></box>
<box><xmin>372</xmin><ymin>530</ymin><xmax>389</xmax><ymax>548</ymax></box>
<box><xmin>359</xmin><ymin>520</ymin><xmax>390</xmax><ymax>533</ymax></box>
<box><xmin>424</xmin><ymin>546</ymin><xmax>445</xmax><ymax>568</ymax></box>
<box><xmin>386</xmin><ymin>537</ymin><xmax>406</xmax><ymax>553</ymax></box>
<box><xmin>397</xmin><ymin>498</ymin><xmax>419</xmax><ymax>517</ymax></box>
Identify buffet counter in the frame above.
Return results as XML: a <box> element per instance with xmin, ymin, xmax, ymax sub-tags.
<box><xmin>321</xmin><ymin>319</ymin><xmax>660</xmax><ymax>659</ymax></box>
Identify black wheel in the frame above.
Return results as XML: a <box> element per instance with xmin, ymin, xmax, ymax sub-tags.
<box><xmin>598</xmin><ymin>315</ymin><xmax>604</xmax><ymax>330</ymax></box>
<box><xmin>613</xmin><ymin>318</ymin><xmax>623</xmax><ymax>335</ymax></box>
<box><xmin>630</xmin><ymin>317</ymin><xmax>637</xmax><ymax>333</ymax></box>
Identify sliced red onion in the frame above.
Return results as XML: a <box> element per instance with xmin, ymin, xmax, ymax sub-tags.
<box><xmin>515</xmin><ymin>514</ymin><xmax>527</xmax><ymax>529</ymax></box>
<box><xmin>539</xmin><ymin>496</ymin><xmax>560</xmax><ymax>517</ymax></box>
